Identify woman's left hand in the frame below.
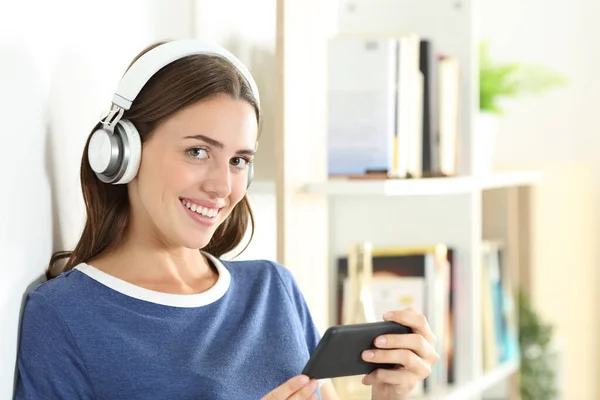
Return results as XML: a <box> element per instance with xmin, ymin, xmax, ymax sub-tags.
<box><xmin>361</xmin><ymin>308</ymin><xmax>440</xmax><ymax>400</ymax></box>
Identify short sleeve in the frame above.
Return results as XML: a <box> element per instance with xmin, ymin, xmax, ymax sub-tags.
<box><xmin>14</xmin><ymin>290</ymin><xmax>95</xmax><ymax>399</ymax></box>
<box><xmin>272</xmin><ymin>263</ymin><xmax>322</xmax><ymax>353</ymax></box>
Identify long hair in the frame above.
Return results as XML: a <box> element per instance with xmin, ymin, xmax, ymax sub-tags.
<box><xmin>47</xmin><ymin>41</ymin><xmax>260</xmax><ymax>280</ymax></box>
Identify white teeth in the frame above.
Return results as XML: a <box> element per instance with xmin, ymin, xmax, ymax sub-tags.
<box><xmin>182</xmin><ymin>199</ymin><xmax>219</xmax><ymax>218</ymax></box>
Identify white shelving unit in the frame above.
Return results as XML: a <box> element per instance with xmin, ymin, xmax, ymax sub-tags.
<box><xmin>283</xmin><ymin>1</ymin><xmax>539</xmax><ymax>399</ymax></box>
<box><xmin>273</xmin><ymin>0</ymin><xmax>540</xmax><ymax>398</ymax></box>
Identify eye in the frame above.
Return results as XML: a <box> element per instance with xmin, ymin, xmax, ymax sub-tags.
<box><xmin>230</xmin><ymin>156</ymin><xmax>251</xmax><ymax>169</ymax></box>
<box><xmin>187</xmin><ymin>147</ymin><xmax>208</xmax><ymax>160</ymax></box>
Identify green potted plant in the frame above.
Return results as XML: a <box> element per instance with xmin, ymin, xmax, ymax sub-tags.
<box><xmin>518</xmin><ymin>290</ymin><xmax>559</xmax><ymax>400</ymax></box>
<box><xmin>474</xmin><ymin>41</ymin><xmax>566</xmax><ymax>175</ymax></box>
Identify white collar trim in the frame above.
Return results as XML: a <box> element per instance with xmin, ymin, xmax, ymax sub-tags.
<box><xmin>73</xmin><ymin>252</ymin><xmax>230</xmax><ymax>308</ymax></box>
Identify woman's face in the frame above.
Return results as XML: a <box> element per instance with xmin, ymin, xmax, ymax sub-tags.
<box><xmin>129</xmin><ymin>94</ymin><xmax>258</xmax><ymax>250</ymax></box>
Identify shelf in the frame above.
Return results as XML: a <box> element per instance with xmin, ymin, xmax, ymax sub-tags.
<box><xmin>414</xmin><ymin>360</ymin><xmax>520</xmax><ymax>400</ymax></box>
<box><xmin>303</xmin><ymin>171</ymin><xmax>542</xmax><ymax>196</ymax></box>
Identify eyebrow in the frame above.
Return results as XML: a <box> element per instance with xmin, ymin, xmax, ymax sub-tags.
<box><xmin>183</xmin><ymin>134</ymin><xmax>256</xmax><ymax>156</ymax></box>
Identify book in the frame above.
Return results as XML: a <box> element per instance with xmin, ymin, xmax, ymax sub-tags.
<box><xmin>336</xmin><ymin>244</ymin><xmax>454</xmax><ymax>392</ymax></box>
<box><xmin>481</xmin><ymin>241</ymin><xmax>520</xmax><ymax>371</ymax></box>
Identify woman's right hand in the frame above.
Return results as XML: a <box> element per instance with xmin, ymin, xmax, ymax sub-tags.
<box><xmin>261</xmin><ymin>375</ymin><xmax>320</xmax><ymax>400</ymax></box>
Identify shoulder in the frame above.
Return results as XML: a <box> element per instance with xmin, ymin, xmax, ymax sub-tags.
<box><xmin>218</xmin><ymin>256</ymin><xmax>309</xmax><ymax>306</ymax></box>
<box><xmin>20</xmin><ymin>269</ymin><xmax>85</xmax><ymax>332</ymax></box>
<box><xmin>214</xmin><ymin>256</ymin><xmax>302</xmax><ymax>298</ymax></box>
<box><xmin>23</xmin><ymin>267</ymin><xmax>90</xmax><ymax>318</ymax></box>
<box><xmin>28</xmin><ymin>268</ymin><xmax>85</xmax><ymax>302</ymax></box>
<box><xmin>217</xmin><ymin>257</ymin><xmax>296</xmax><ymax>284</ymax></box>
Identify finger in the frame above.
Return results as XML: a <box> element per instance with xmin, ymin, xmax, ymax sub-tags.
<box><xmin>362</xmin><ymin>348</ymin><xmax>431</xmax><ymax>378</ymax></box>
<box><xmin>288</xmin><ymin>379</ymin><xmax>319</xmax><ymax>400</ymax></box>
<box><xmin>383</xmin><ymin>308</ymin><xmax>436</xmax><ymax>345</ymax></box>
<box><xmin>263</xmin><ymin>375</ymin><xmax>310</xmax><ymax>399</ymax></box>
<box><xmin>373</xmin><ymin>333</ymin><xmax>436</xmax><ymax>360</ymax></box>
<box><xmin>363</xmin><ymin>368</ymin><xmax>419</xmax><ymax>392</ymax></box>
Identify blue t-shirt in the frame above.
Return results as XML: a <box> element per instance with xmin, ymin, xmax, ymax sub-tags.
<box><xmin>14</xmin><ymin>253</ymin><xmax>323</xmax><ymax>400</ymax></box>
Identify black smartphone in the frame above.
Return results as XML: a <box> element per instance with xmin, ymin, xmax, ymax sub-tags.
<box><xmin>301</xmin><ymin>321</ymin><xmax>412</xmax><ymax>380</ymax></box>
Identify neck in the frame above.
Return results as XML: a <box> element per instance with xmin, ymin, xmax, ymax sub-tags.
<box><xmin>118</xmin><ymin>233</ymin><xmax>212</xmax><ymax>281</ymax></box>
<box><xmin>88</xmin><ymin>219</ymin><xmax>215</xmax><ymax>293</ymax></box>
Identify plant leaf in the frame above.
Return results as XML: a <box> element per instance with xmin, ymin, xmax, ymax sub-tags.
<box><xmin>478</xmin><ymin>41</ymin><xmax>567</xmax><ymax>114</ymax></box>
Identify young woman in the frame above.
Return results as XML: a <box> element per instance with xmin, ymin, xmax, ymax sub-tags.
<box><xmin>15</xmin><ymin>39</ymin><xmax>438</xmax><ymax>400</ymax></box>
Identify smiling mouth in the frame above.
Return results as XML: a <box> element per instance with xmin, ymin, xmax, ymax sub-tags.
<box><xmin>180</xmin><ymin>199</ymin><xmax>220</xmax><ymax>219</ymax></box>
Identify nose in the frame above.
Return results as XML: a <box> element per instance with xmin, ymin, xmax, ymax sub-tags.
<box><xmin>201</xmin><ymin>162</ymin><xmax>231</xmax><ymax>199</ymax></box>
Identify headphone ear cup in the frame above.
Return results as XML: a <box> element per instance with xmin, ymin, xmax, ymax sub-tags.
<box><xmin>88</xmin><ymin>127</ymin><xmax>119</xmax><ymax>178</ymax></box>
<box><xmin>87</xmin><ymin>119</ymin><xmax>141</xmax><ymax>184</ymax></box>
<box><xmin>113</xmin><ymin>119</ymin><xmax>142</xmax><ymax>184</ymax></box>
<box><xmin>246</xmin><ymin>162</ymin><xmax>254</xmax><ymax>190</ymax></box>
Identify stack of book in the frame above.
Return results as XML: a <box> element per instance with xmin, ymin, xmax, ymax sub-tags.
<box><xmin>327</xmin><ymin>33</ymin><xmax>460</xmax><ymax>179</ymax></box>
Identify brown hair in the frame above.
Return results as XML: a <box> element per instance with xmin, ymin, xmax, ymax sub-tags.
<box><xmin>47</xmin><ymin>41</ymin><xmax>260</xmax><ymax>280</ymax></box>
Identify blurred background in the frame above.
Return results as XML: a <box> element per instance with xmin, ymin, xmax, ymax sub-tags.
<box><xmin>1</xmin><ymin>0</ymin><xmax>598</xmax><ymax>399</ymax></box>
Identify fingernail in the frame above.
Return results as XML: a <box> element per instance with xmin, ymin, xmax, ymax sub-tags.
<box><xmin>309</xmin><ymin>380</ymin><xmax>319</xmax><ymax>390</ymax></box>
<box><xmin>363</xmin><ymin>350</ymin><xmax>374</xmax><ymax>359</ymax></box>
<box><xmin>299</xmin><ymin>375</ymin><xmax>309</xmax><ymax>384</ymax></box>
<box><xmin>383</xmin><ymin>312</ymin><xmax>393</xmax><ymax>320</ymax></box>
<box><xmin>376</xmin><ymin>336</ymin><xmax>387</xmax><ymax>345</ymax></box>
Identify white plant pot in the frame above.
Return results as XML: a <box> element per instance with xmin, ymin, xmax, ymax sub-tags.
<box><xmin>473</xmin><ymin>111</ymin><xmax>500</xmax><ymax>176</ymax></box>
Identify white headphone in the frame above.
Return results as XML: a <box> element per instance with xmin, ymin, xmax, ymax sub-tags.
<box><xmin>87</xmin><ymin>39</ymin><xmax>260</xmax><ymax>188</ymax></box>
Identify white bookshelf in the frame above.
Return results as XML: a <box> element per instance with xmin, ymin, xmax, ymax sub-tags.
<box><xmin>278</xmin><ymin>0</ymin><xmax>538</xmax><ymax>399</ymax></box>
<box><xmin>274</xmin><ymin>0</ymin><xmax>536</xmax><ymax>399</ymax></box>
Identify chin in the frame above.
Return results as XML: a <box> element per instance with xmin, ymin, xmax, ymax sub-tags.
<box><xmin>176</xmin><ymin>233</ymin><xmax>214</xmax><ymax>250</ymax></box>
<box><xmin>167</xmin><ymin>221</ymin><xmax>217</xmax><ymax>250</ymax></box>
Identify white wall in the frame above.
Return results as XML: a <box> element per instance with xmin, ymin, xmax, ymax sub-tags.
<box><xmin>477</xmin><ymin>0</ymin><xmax>585</xmax><ymax>164</ymax></box>
<box><xmin>0</xmin><ymin>1</ymin><xmax>194</xmax><ymax>397</ymax></box>
<box><xmin>477</xmin><ymin>0</ymin><xmax>600</xmax><ymax>398</ymax></box>
<box><xmin>0</xmin><ymin>2</ymin><xmax>283</xmax><ymax>396</ymax></box>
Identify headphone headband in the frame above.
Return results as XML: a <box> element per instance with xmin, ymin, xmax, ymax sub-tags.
<box><xmin>111</xmin><ymin>39</ymin><xmax>260</xmax><ymax>110</ymax></box>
